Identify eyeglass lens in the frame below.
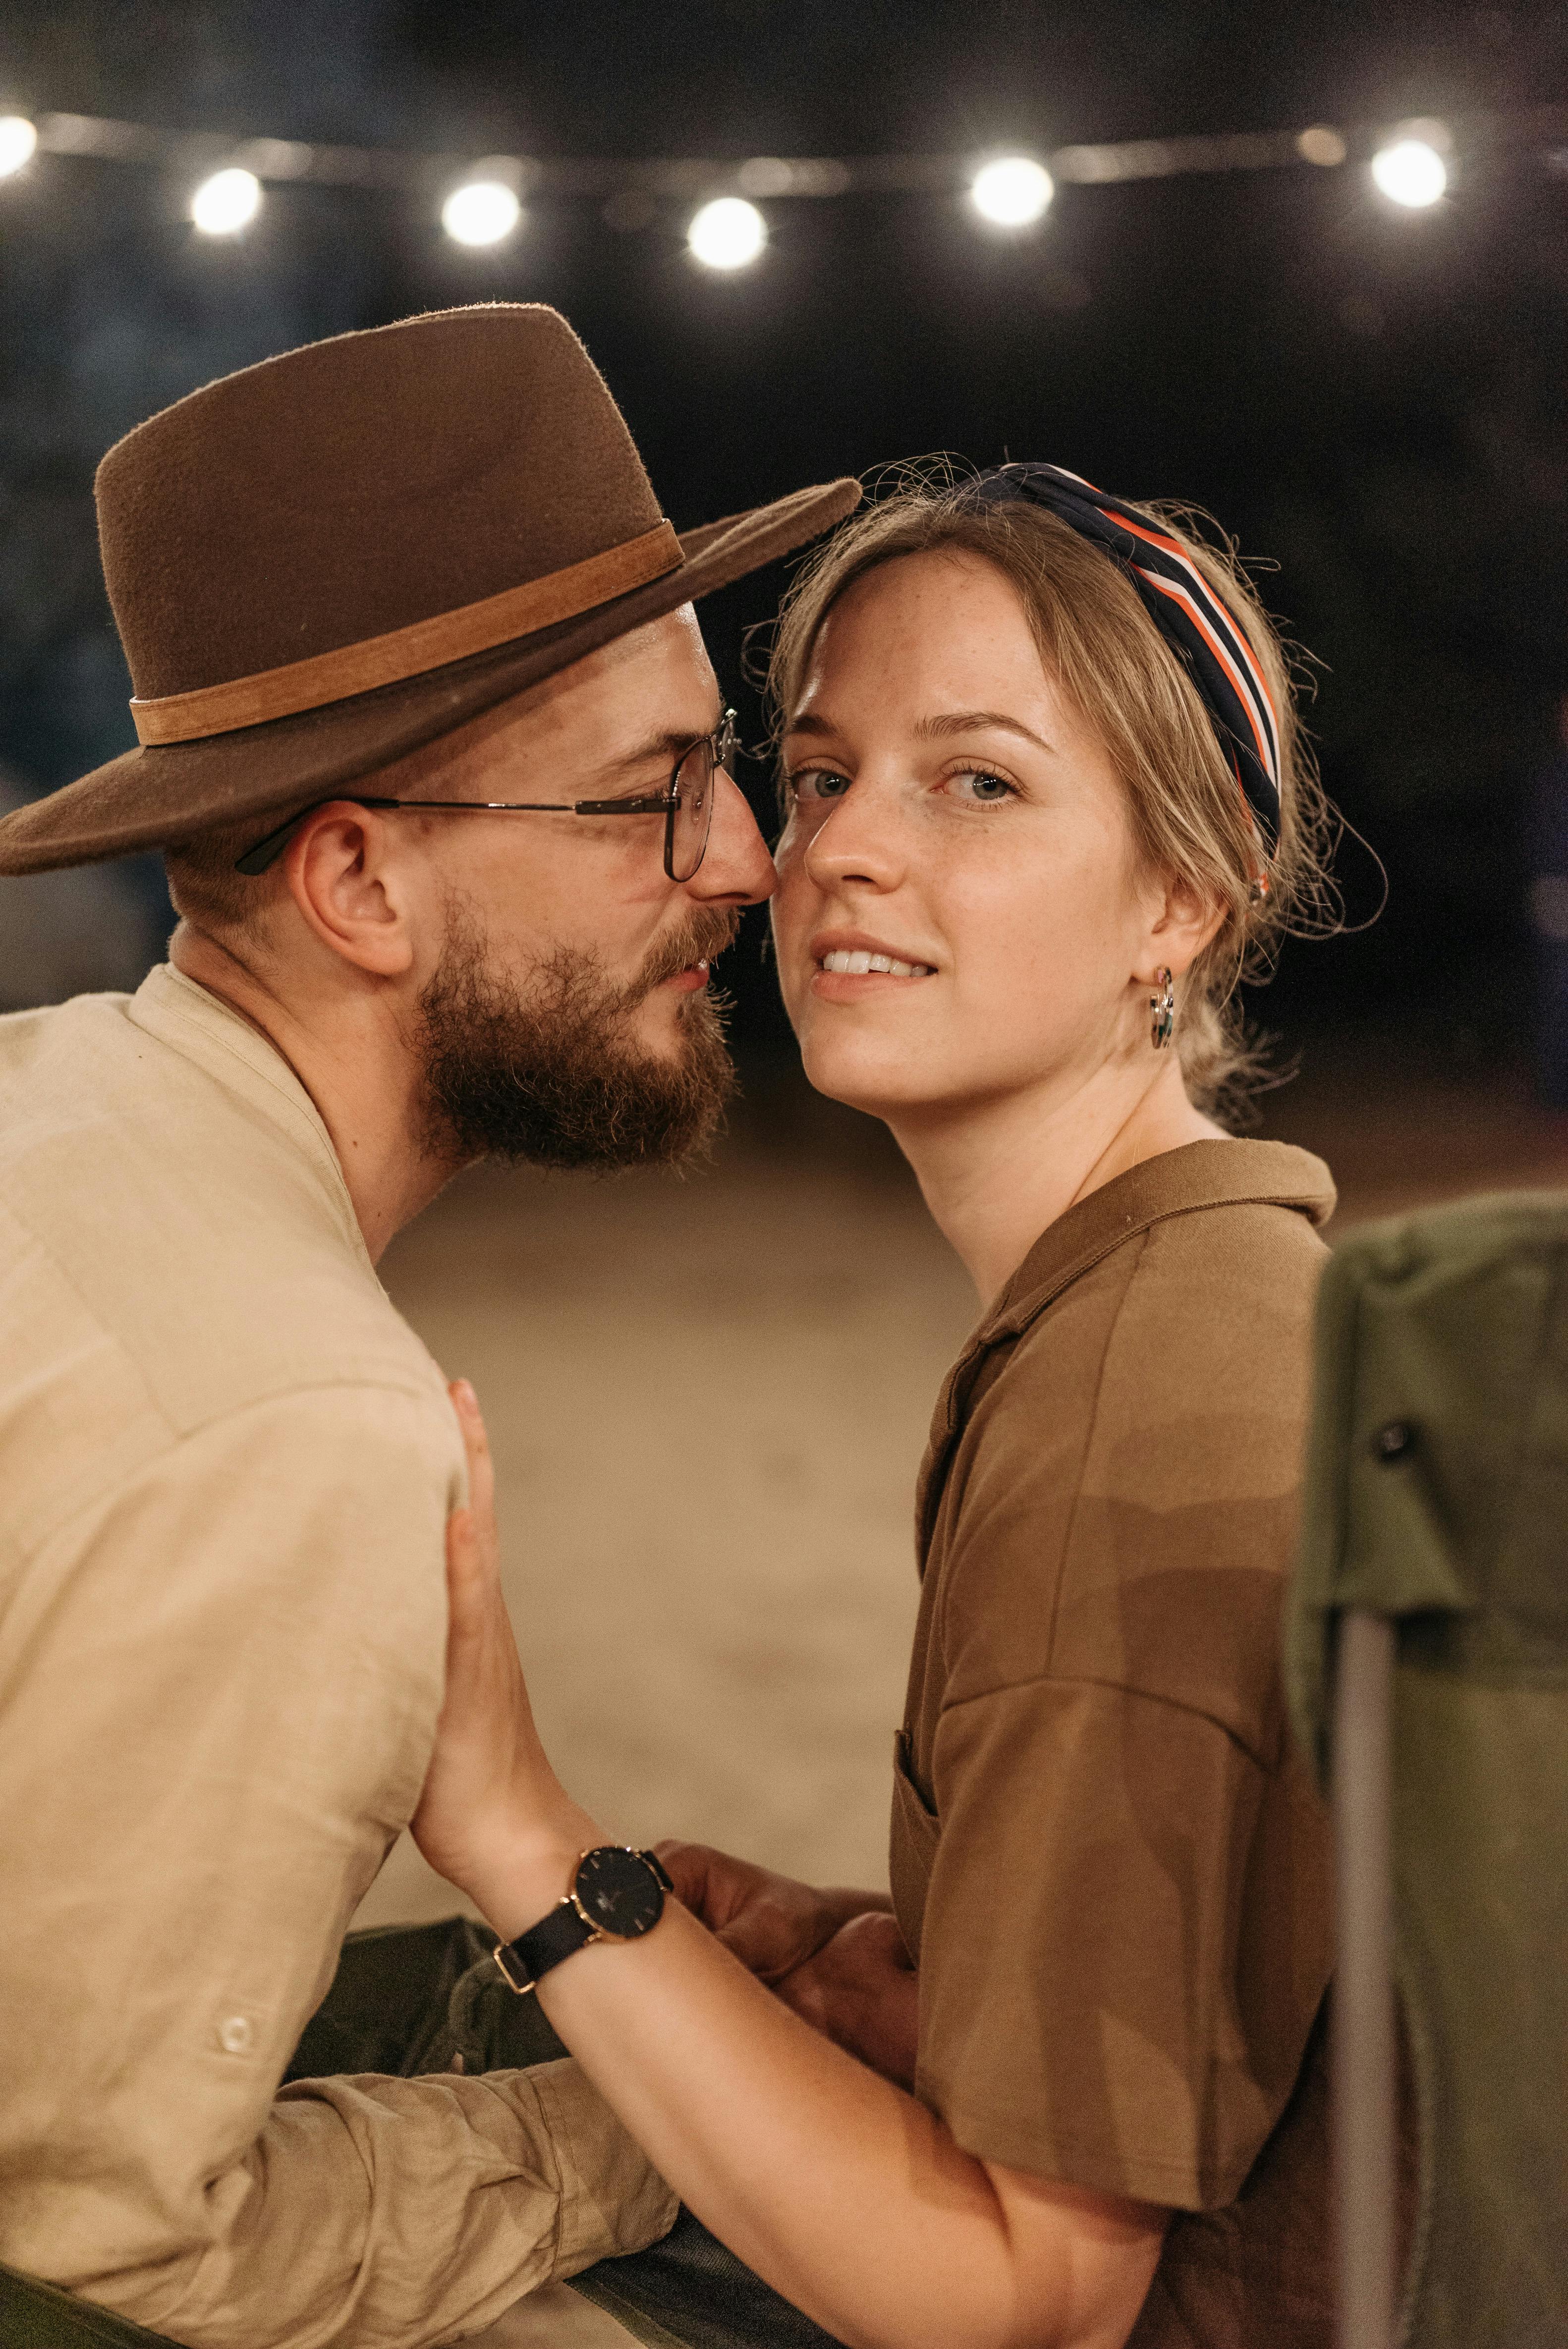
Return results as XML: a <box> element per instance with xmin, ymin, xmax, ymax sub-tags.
<box><xmin>668</xmin><ymin>718</ymin><xmax>730</xmax><ymax>882</ymax></box>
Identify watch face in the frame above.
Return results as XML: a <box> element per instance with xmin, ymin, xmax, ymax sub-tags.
<box><xmin>573</xmin><ymin>1846</ymin><xmax>667</xmax><ymax>1940</ymax></box>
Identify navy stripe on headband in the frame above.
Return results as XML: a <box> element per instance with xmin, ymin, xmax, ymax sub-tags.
<box><xmin>961</xmin><ymin>463</ymin><xmax>1282</xmax><ymax>856</ymax></box>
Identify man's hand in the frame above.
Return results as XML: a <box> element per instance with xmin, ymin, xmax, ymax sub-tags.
<box><xmin>656</xmin><ymin>1839</ymin><xmax>893</xmax><ymax>1986</ymax></box>
<box><xmin>775</xmin><ymin>1911</ymin><xmax>920</xmax><ymax>2090</ymax></box>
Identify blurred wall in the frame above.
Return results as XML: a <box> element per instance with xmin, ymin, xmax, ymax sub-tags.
<box><xmin>0</xmin><ymin>762</ymin><xmax>165</xmax><ymax>1008</ymax></box>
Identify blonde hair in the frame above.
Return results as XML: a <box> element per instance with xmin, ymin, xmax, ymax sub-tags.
<box><xmin>764</xmin><ymin>474</ymin><xmax>1336</xmax><ymax>1117</ymax></box>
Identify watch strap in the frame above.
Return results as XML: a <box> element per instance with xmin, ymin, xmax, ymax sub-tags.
<box><xmin>493</xmin><ymin>1896</ymin><xmax>596</xmax><ymax>1995</ymax></box>
<box><xmin>492</xmin><ymin>1847</ymin><xmax>673</xmax><ymax>1996</ymax></box>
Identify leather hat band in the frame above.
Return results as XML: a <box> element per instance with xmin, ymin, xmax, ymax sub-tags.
<box><xmin>128</xmin><ymin>519</ymin><xmax>684</xmax><ymax>746</ymax></box>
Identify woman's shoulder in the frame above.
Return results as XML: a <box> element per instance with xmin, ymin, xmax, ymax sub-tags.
<box><xmin>934</xmin><ymin>1144</ymin><xmax>1333</xmax><ymax>1743</ymax></box>
<box><xmin>995</xmin><ymin>1138</ymin><xmax>1332</xmax><ymax>1389</ymax></box>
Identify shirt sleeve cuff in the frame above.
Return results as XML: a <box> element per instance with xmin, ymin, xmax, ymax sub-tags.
<box><xmin>527</xmin><ymin>2059</ymin><xmax>680</xmax><ymax>2275</ymax></box>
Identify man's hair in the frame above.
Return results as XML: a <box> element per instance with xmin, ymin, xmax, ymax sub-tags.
<box><xmin>165</xmin><ymin>817</ymin><xmax>289</xmax><ymax>940</ymax></box>
<box><xmin>765</xmin><ymin>473</ymin><xmax>1339</xmax><ymax>1117</ymax></box>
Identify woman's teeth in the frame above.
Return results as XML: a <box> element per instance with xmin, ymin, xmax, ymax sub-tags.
<box><xmin>820</xmin><ymin>950</ymin><xmax>934</xmax><ymax>978</ymax></box>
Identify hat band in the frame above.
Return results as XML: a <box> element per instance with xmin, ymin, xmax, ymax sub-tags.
<box><xmin>128</xmin><ymin>519</ymin><xmax>684</xmax><ymax>747</ymax></box>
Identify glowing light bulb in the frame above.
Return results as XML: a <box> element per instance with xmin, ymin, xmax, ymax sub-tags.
<box><xmin>970</xmin><ymin>156</ymin><xmax>1054</xmax><ymax>227</ymax></box>
<box><xmin>1370</xmin><ymin>138</ymin><xmax>1447</xmax><ymax>209</ymax></box>
<box><xmin>191</xmin><ymin>167</ymin><xmax>262</xmax><ymax>236</ymax></box>
<box><xmin>687</xmin><ymin>196</ymin><xmax>767</xmax><ymax>271</ymax></box>
<box><xmin>441</xmin><ymin>180</ymin><xmax>522</xmax><ymax>247</ymax></box>
<box><xmin>0</xmin><ymin>115</ymin><xmax>38</xmax><ymax>178</ymax></box>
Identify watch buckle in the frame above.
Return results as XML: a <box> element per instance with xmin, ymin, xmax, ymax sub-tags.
<box><xmin>492</xmin><ymin>1942</ymin><xmax>538</xmax><ymax>1997</ymax></box>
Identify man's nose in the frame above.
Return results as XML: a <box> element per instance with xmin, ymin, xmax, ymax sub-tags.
<box><xmin>688</xmin><ymin>770</ymin><xmax>776</xmax><ymax>904</ymax></box>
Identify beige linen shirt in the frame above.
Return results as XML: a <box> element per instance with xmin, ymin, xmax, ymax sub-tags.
<box><xmin>0</xmin><ymin>966</ymin><xmax>675</xmax><ymax>2348</ymax></box>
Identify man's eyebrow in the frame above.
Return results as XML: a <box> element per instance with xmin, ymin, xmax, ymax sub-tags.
<box><xmin>600</xmin><ymin>714</ymin><xmax>724</xmax><ymax>776</ymax></box>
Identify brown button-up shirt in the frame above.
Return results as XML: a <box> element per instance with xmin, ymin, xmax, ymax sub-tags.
<box><xmin>0</xmin><ymin>967</ymin><xmax>675</xmax><ymax>2348</ymax></box>
<box><xmin>890</xmin><ymin>1140</ymin><xmax>1340</xmax><ymax>2344</ymax></box>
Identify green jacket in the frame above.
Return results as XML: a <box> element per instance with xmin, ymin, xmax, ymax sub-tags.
<box><xmin>1286</xmin><ymin>1193</ymin><xmax>1568</xmax><ymax>2348</ymax></box>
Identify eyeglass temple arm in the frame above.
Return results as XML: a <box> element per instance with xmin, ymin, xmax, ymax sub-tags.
<box><xmin>233</xmin><ymin>793</ymin><xmax>677</xmax><ymax>875</ymax></box>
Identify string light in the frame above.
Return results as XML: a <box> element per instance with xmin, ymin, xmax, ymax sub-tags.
<box><xmin>191</xmin><ymin>167</ymin><xmax>262</xmax><ymax>235</ymax></box>
<box><xmin>0</xmin><ymin>114</ymin><xmax>37</xmax><ymax>177</ymax></box>
<box><xmin>0</xmin><ymin>101</ymin><xmax>1550</xmax><ymax>253</ymax></box>
<box><xmin>970</xmin><ymin>156</ymin><xmax>1055</xmax><ymax>227</ymax></box>
<box><xmin>1371</xmin><ymin>136</ymin><xmax>1448</xmax><ymax>208</ymax></box>
<box><xmin>441</xmin><ymin>179</ymin><xmax>521</xmax><ymax>246</ymax></box>
<box><xmin>687</xmin><ymin>195</ymin><xmax>767</xmax><ymax>271</ymax></box>
<box><xmin>1296</xmin><ymin>125</ymin><xmax>1347</xmax><ymax>168</ymax></box>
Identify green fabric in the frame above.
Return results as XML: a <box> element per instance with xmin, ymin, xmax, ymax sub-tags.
<box><xmin>281</xmin><ymin>1913</ymin><xmax>568</xmax><ymax>2082</ymax></box>
<box><xmin>1285</xmin><ymin>1192</ymin><xmax>1568</xmax><ymax>2349</ymax></box>
<box><xmin>0</xmin><ymin>2258</ymin><xmax>173</xmax><ymax>2348</ymax></box>
<box><xmin>569</xmin><ymin>2211</ymin><xmax>845</xmax><ymax>2349</ymax></box>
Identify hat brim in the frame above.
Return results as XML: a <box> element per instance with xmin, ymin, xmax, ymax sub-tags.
<box><xmin>0</xmin><ymin>476</ymin><xmax>860</xmax><ymax>874</ymax></box>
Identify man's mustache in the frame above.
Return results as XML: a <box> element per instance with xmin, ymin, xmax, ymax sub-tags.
<box><xmin>635</xmin><ymin>908</ymin><xmax>742</xmax><ymax>994</ymax></box>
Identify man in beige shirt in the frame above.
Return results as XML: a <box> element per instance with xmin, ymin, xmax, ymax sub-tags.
<box><xmin>0</xmin><ymin>303</ymin><xmax>855</xmax><ymax>2346</ymax></box>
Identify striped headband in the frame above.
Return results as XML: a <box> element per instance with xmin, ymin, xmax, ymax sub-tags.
<box><xmin>962</xmin><ymin>462</ymin><xmax>1282</xmax><ymax>858</ymax></box>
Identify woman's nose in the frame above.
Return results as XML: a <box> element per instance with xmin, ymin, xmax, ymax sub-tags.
<box><xmin>801</xmin><ymin>783</ymin><xmax>907</xmax><ymax>892</ymax></box>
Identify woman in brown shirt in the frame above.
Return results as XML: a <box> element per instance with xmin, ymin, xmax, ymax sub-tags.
<box><xmin>411</xmin><ymin>467</ymin><xmax>1341</xmax><ymax>2349</ymax></box>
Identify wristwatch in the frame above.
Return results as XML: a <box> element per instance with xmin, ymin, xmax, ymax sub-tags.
<box><xmin>492</xmin><ymin>1846</ymin><xmax>673</xmax><ymax>1995</ymax></box>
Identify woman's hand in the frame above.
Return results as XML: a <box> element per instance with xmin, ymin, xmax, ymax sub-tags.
<box><xmin>411</xmin><ymin>1380</ymin><xmax>600</xmax><ymax>1936</ymax></box>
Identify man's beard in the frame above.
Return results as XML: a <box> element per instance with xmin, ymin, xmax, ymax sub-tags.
<box><xmin>416</xmin><ymin>896</ymin><xmax>739</xmax><ymax>1174</ymax></box>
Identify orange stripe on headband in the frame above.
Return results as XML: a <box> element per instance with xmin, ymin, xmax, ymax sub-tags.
<box><xmin>962</xmin><ymin>462</ymin><xmax>1283</xmax><ymax>855</ymax></box>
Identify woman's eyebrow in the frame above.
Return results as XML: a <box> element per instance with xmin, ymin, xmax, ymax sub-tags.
<box><xmin>914</xmin><ymin>709</ymin><xmax>1055</xmax><ymax>754</ymax></box>
<box><xmin>782</xmin><ymin>708</ymin><xmax>1057</xmax><ymax>755</ymax></box>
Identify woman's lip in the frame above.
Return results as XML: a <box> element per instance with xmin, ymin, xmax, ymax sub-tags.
<box><xmin>810</xmin><ymin>937</ymin><xmax>933</xmax><ymax>966</ymax></box>
<box><xmin>809</xmin><ymin>966</ymin><xmax>932</xmax><ymax>1001</ymax></box>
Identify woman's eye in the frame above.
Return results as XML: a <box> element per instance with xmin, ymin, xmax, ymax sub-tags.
<box><xmin>790</xmin><ymin>769</ymin><xmax>852</xmax><ymax>804</ymax></box>
<box><xmin>947</xmin><ymin>770</ymin><xmax>1015</xmax><ymax>805</ymax></box>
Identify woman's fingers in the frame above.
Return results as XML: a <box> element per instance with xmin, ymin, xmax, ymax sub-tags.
<box><xmin>449</xmin><ymin>1379</ymin><xmax>498</xmax><ymax>1570</ymax></box>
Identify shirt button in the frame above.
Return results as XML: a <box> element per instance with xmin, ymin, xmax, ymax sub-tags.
<box><xmin>218</xmin><ymin>2015</ymin><xmax>253</xmax><ymax>2056</ymax></box>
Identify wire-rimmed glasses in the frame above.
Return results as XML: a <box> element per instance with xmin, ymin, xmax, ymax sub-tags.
<box><xmin>234</xmin><ymin>709</ymin><xmax>738</xmax><ymax>880</ymax></box>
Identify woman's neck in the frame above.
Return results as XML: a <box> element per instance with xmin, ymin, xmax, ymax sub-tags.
<box><xmin>885</xmin><ymin>1055</ymin><xmax>1227</xmax><ymax>1310</ymax></box>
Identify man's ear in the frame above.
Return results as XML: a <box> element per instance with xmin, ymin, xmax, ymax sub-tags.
<box><xmin>282</xmin><ymin>803</ymin><xmax>416</xmax><ymax>978</ymax></box>
<box><xmin>1146</xmin><ymin>869</ymin><xmax>1227</xmax><ymax>979</ymax></box>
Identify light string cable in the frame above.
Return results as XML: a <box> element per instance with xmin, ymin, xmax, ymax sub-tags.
<box><xmin>0</xmin><ymin>103</ymin><xmax>1565</xmax><ymax>256</ymax></box>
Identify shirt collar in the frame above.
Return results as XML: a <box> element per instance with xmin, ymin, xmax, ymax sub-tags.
<box><xmin>980</xmin><ymin>1137</ymin><xmax>1337</xmax><ymax>1345</ymax></box>
<box><xmin>126</xmin><ymin>963</ymin><xmax>374</xmax><ymax>1276</ymax></box>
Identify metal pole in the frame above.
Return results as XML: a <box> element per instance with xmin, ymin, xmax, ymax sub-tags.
<box><xmin>1333</xmin><ymin>1608</ymin><xmax>1398</xmax><ymax>2349</ymax></box>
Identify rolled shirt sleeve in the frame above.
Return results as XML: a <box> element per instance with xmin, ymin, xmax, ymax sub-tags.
<box><xmin>0</xmin><ymin>1385</ymin><xmax>675</xmax><ymax>2346</ymax></box>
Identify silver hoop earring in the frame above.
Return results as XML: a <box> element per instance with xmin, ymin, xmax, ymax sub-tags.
<box><xmin>1150</xmin><ymin>968</ymin><xmax>1175</xmax><ymax>1051</ymax></box>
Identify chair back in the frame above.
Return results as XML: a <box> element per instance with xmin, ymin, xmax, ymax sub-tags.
<box><xmin>1286</xmin><ymin>1192</ymin><xmax>1568</xmax><ymax>2349</ymax></box>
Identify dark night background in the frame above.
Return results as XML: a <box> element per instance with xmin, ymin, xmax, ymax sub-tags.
<box><xmin>3</xmin><ymin>0</ymin><xmax>1567</xmax><ymax>1062</ymax></box>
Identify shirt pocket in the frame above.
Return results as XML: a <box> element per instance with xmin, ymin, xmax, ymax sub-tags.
<box><xmin>890</xmin><ymin>1730</ymin><xmax>941</xmax><ymax>1965</ymax></box>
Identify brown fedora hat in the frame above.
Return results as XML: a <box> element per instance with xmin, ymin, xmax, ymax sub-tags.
<box><xmin>0</xmin><ymin>304</ymin><xmax>860</xmax><ymax>875</ymax></box>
